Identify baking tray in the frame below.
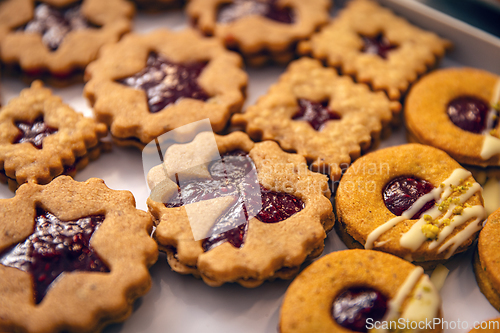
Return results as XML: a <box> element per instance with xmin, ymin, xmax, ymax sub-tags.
<box><xmin>1</xmin><ymin>1</ymin><xmax>500</xmax><ymax>332</ymax></box>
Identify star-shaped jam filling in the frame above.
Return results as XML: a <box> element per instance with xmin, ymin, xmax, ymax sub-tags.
<box><xmin>23</xmin><ymin>2</ymin><xmax>97</xmax><ymax>51</ymax></box>
<box><xmin>383</xmin><ymin>176</ymin><xmax>435</xmax><ymax>219</ymax></box>
<box><xmin>360</xmin><ymin>33</ymin><xmax>398</xmax><ymax>59</ymax></box>
<box><xmin>292</xmin><ymin>99</ymin><xmax>341</xmax><ymax>131</ymax></box>
<box><xmin>165</xmin><ymin>150</ymin><xmax>304</xmax><ymax>251</ymax></box>
<box><xmin>14</xmin><ymin>116</ymin><xmax>58</xmax><ymax>149</ymax></box>
<box><xmin>217</xmin><ymin>0</ymin><xmax>294</xmax><ymax>24</ymax></box>
<box><xmin>0</xmin><ymin>208</ymin><xmax>109</xmax><ymax>304</ymax></box>
<box><xmin>118</xmin><ymin>52</ymin><xmax>210</xmax><ymax>114</ymax></box>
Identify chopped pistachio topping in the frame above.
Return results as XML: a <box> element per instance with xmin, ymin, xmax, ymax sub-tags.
<box><xmin>493</xmin><ymin>102</ymin><xmax>500</xmax><ymax>111</ymax></box>
<box><xmin>452</xmin><ymin>206</ymin><xmax>464</xmax><ymax>215</ymax></box>
<box><xmin>422</xmin><ymin>224</ymin><xmax>439</xmax><ymax>239</ymax></box>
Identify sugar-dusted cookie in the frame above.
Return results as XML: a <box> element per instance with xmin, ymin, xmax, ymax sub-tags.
<box><xmin>186</xmin><ymin>0</ymin><xmax>330</xmax><ymax>66</ymax></box>
<box><xmin>147</xmin><ymin>131</ymin><xmax>334</xmax><ymax>287</ymax></box>
<box><xmin>0</xmin><ymin>81</ymin><xmax>108</xmax><ymax>191</ymax></box>
<box><xmin>474</xmin><ymin>208</ymin><xmax>500</xmax><ymax>312</ymax></box>
<box><xmin>406</xmin><ymin>67</ymin><xmax>500</xmax><ymax>168</ymax></box>
<box><xmin>0</xmin><ymin>176</ymin><xmax>158</xmax><ymax>333</ymax></box>
<box><xmin>84</xmin><ymin>28</ymin><xmax>248</xmax><ymax>149</ymax></box>
<box><xmin>336</xmin><ymin>144</ymin><xmax>485</xmax><ymax>269</ymax></box>
<box><xmin>232</xmin><ymin>57</ymin><xmax>400</xmax><ymax>181</ymax></box>
<box><xmin>280</xmin><ymin>249</ymin><xmax>443</xmax><ymax>333</ymax></box>
<box><xmin>299</xmin><ymin>0</ymin><xmax>451</xmax><ymax>100</ymax></box>
<box><xmin>0</xmin><ymin>0</ymin><xmax>134</xmax><ymax>79</ymax></box>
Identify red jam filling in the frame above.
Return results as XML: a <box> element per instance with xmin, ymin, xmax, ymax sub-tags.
<box><xmin>164</xmin><ymin>150</ymin><xmax>304</xmax><ymax>251</ymax></box>
<box><xmin>217</xmin><ymin>0</ymin><xmax>294</xmax><ymax>24</ymax></box>
<box><xmin>23</xmin><ymin>2</ymin><xmax>95</xmax><ymax>51</ymax></box>
<box><xmin>360</xmin><ymin>33</ymin><xmax>398</xmax><ymax>59</ymax></box>
<box><xmin>292</xmin><ymin>99</ymin><xmax>341</xmax><ymax>131</ymax></box>
<box><xmin>118</xmin><ymin>52</ymin><xmax>210</xmax><ymax>114</ymax></box>
<box><xmin>333</xmin><ymin>287</ymin><xmax>388</xmax><ymax>332</ymax></box>
<box><xmin>14</xmin><ymin>117</ymin><xmax>58</xmax><ymax>149</ymax></box>
<box><xmin>0</xmin><ymin>208</ymin><xmax>108</xmax><ymax>304</ymax></box>
<box><xmin>447</xmin><ymin>95</ymin><xmax>492</xmax><ymax>134</ymax></box>
<box><xmin>383</xmin><ymin>176</ymin><xmax>435</xmax><ymax>219</ymax></box>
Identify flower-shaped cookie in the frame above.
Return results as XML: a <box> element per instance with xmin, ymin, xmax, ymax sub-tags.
<box><xmin>336</xmin><ymin>144</ymin><xmax>485</xmax><ymax>269</ymax></box>
<box><xmin>0</xmin><ymin>176</ymin><xmax>158</xmax><ymax>332</ymax></box>
<box><xmin>0</xmin><ymin>81</ymin><xmax>108</xmax><ymax>191</ymax></box>
<box><xmin>186</xmin><ymin>0</ymin><xmax>331</xmax><ymax>66</ymax></box>
<box><xmin>299</xmin><ymin>0</ymin><xmax>451</xmax><ymax>100</ymax></box>
<box><xmin>147</xmin><ymin>131</ymin><xmax>334</xmax><ymax>287</ymax></box>
<box><xmin>0</xmin><ymin>0</ymin><xmax>134</xmax><ymax>77</ymax></box>
<box><xmin>232</xmin><ymin>57</ymin><xmax>400</xmax><ymax>181</ymax></box>
<box><xmin>406</xmin><ymin>67</ymin><xmax>500</xmax><ymax>168</ymax></box>
<box><xmin>84</xmin><ymin>28</ymin><xmax>248</xmax><ymax>148</ymax></box>
<box><xmin>280</xmin><ymin>249</ymin><xmax>443</xmax><ymax>333</ymax></box>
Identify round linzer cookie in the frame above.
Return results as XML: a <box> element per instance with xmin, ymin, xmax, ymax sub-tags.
<box><xmin>336</xmin><ymin>144</ymin><xmax>485</xmax><ymax>269</ymax></box>
<box><xmin>474</xmin><ymin>208</ymin><xmax>500</xmax><ymax>312</ymax></box>
<box><xmin>0</xmin><ymin>176</ymin><xmax>158</xmax><ymax>333</ymax></box>
<box><xmin>0</xmin><ymin>0</ymin><xmax>134</xmax><ymax>79</ymax></box>
<box><xmin>147</xmin><ymin>131</ymin><xmax>334</xmax><ymax>287</ymax></box>
<box><xmin>299</xmin><ymin>0</ymin><xmax>451</xmax><ymax>100</ymax></box>
<box><xmin>84</xmin><ymin>28</ymin><xmax>248</xmax><ymax>149</ymax></box>
<box><xmin>280</xmin><ymin>249</ymin><xmax>443</xmax><ymax>333</ymax></box>
<box><xmin>232</xmin><ymin>57</ymin><xmax>400</xmax><ymax>181</ymax></box>
<box><xmin>405</xmin><ymin>67</ymin><xmax>500</xmax><ymax>168</ymax></box>
<box><xmin>0</xmin><ymin>81</ymin><xmax>108</xmax><ymax>191</ymax></box>
<box><xmin>186</xmin><ymin>0</ymin><xmax>330</xmax><ymax>66</ymax></box>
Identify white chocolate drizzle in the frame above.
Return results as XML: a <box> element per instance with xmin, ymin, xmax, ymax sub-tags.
<box><xmin>365</xmin><ymin>168</ymin><xmax>485</xmax><ymax>259</ymax></box>
<box><xmin>480</xmin><ymin>79</ymin><xmax>500</xmax><ymax>160</ymax></box>
<box><xmin>383</xmin><ymin>266</ymin><xmax>424</xmax><ymax>322</ymax></box>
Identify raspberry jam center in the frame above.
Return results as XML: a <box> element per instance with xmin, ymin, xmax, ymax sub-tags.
<box><xmin>14</xmin><ymin>117</ymin><xmax>58</xmax><ymax>149</ymax></box>
<box><xmin>164</xmin><ymin>150</ymin><xmax>304</xmax><ymax>251</ymax></box>
<box><xmin>293</xmin><ymin>99</ymin><xmax>341</xmax><ymax>131</ymax></box>
<box><xmin>118</xmin><ymin>52</ymin><xmax>210</xmax><ymax>113</ymax></box>
<box><xmin>333</xmin><ymin>287</ymin><xmax>388</xmax><ymax>332</ymax></box>
<box><xmin>383</xmin><ymin>176</ymin><xmax>435</xmax><ymax>219</ymax></box>
<box><xmin>361</xmin><ymin>33</ymin><xmax>398</xmax><ymax>59</ymax></box>
<box><xmin>217</xmin><ymin>0</ymin><xmax>294</xmax><ymax>24</ymax></box>
<box><xmin>447</xmin><ymin>96</ymin><xmax>492</xmax><ymax>134</ymax></box>
<box><xmin>0</xmin><ymin>208</ymin><xmax>108</xmax><ymax>304</ymax></box>
<box><xmin>23</xmin><ymin>2</ymin><xmax>94</xmax><ymax>51</ymax></box>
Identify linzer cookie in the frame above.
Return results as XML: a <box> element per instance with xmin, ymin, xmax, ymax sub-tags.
<box><xmin>336</xmin><ymin>144</ymin><xmax>485</xmax><ymax>269</ymax></box>
<box><xmin>0</xmin><ymin>81</ymin><xmax>108</xmax><ymax>191</ymax></box>
<box><xmin>147</xmin><ymin>131</ymin><xmax>334</xmax><ymax>287</ymax></box>
<box><xmin>280</xmin><ymin>249</ymin><xmax>443</xmax><ymax>333</ymax></box>
<box><xmin>405</xmin><ymin>67</ymin><xmax>500</xmax><ymax>168</ymax></box>
<box><xmin>84</xmin><ymin>28</ymin><xmax>248</xmax><ymax>148</ymax></box>
<box><xmin>186</xmin><ymin>0</ymin><xmax>330</xmax><ymax>66</ymax></box>
<box><xmin>298</xmin><ymin>0</ymin><xmax>451</xmax><ymax>100</ymax></box>
<box><xmin>232</xmin><ymin>57</ymin><xmax>400</xmax><ymax>181</ymax></box>
<box><xmin>474</xmin><ymin>209</ymin><xmax>500</xmax><ymax>312</ymax></box>
<box><xmin>0</xmin><ymin>0</ymin><xmax>134</xmax><ymax>79</ymax></box>
<box><xmin>0</xmin><ymin>176</ymin><xmax>158</xmax><ymax>332</ymax></box>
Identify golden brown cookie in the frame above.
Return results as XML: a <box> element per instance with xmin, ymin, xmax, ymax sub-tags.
<box><xmin>0</xmin><ymin>0</ymin><xmax>134</xmax><ymax>79</ymax></box>
<box><xmin>186</xmin><ymin>0</ymin><xmax>330</xmax><ymax>66</ymax></box>
<box><xmin>0</xmin><ymin>81</ymin><xmax>108</xmax><ymax>191</ymax></box>
<box><xmin>299</xmin><ymin>0</ymin><xmax>451</xmax><ymax>100</ymax></box>
<box><xmin>405</xmin><ymin>67</ymin><xmax>500</xmax><ymax>168</ymax></box>
<box><xmin>474</xmin><ymin>208</ymin><xmax>500</xmax><ymax>312</ymax></box>
<box><xmin>147</xmin><ymin>131</ymin><xmax>334</xmax><ymax>287</ymax></box>
<box><xmin>84</xmin><ymin>28</ymin><xmax>248</xmax><ymax>149</ymax></box>
<box><xmin>0</xmin><ymin>176</ymin><xmax>158</xmax><ymax>333</ymax></box>
<box><xmin>280</xmin><ymin>249</ymin><xmax>443</xmax><ymax>333</ymax></box>
<box><xmin>232</xmin><ymin>57</ymin><xmax>400</xmax><ymax>181</ymax></box>
<box><xmin>336</xmin><ymin>144</ymin><xmax>485</xmax><ymax>269</ymax></box>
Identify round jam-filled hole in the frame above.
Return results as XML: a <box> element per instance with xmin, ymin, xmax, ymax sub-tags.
<box><xmin>383</xmin><ymin>175</ymin><xmax>435</xmax><ymax>219</ymax></box>
<box><xmin>332</xmin><ymin>287</ymin><xmax>388</xmax><ymax>332</ymax></box>
<box><xmin>447</xmin><ymin>95</ymin><xmax>492</xmax><ymax>134</ymax></box>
